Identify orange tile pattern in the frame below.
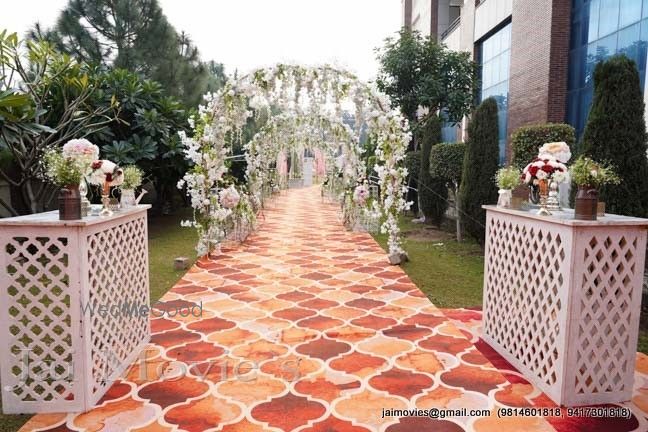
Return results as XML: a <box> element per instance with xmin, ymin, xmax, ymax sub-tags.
<box><xmin>16</xmin><ymin>187</ymin><xmax>646</xmax><ymax>432</ymax></box>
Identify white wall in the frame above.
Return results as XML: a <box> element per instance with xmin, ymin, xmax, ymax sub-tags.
<box><xmin>442</xmin><ymin>25</ymin><xmax>462</xmax><ymax>51</ymax></box>
<box><xmin>411</xmin><ymin>0</ymin><xmax>433</xmax><ymax>36</ymax></box>
<box><xmin>474</xmin><ymin>0</ymin><xmax>512</xmax><ymax>41</ymax></box>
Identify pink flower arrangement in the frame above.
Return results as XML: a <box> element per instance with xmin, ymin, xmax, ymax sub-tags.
<box><xmin>62</xmin><ymin>139</ymin><xmax>100</xmax><ymax>174</ymax></box>
<box><xmin>353</xmin><ymin>183</ymin><xmax>370</xmax><ymax>205</ymax></box>
<box><xmin>219</xmin><ymin>185</ymin><xmax>240</xmax><ymax>209</ymax></box>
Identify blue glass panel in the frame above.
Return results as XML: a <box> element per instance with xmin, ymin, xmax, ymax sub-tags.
<box><xmin>618</xmin><ymin>22</ymin><xmax>641</xmax><ymax>63</ymax></box>
<box><xmin>491</xmin><ymin>56</ymin><xmax>501</xmax><ymax>84</ymax></box>
<box><xmin>501</xmin><ymin>50</ymin><xmax>510</xmax><ymax>81</ymax></box>
<box><xmin>620</xmin><ymin>0</ymin><xmax>642</xmax><ymax>27</ymax></box>
<box><xmin>644</xmin><ymin>0</ymin><xmax>648</xmax><ymax>18</ymax></box>
<box><xmin>599</xmin><ymin>0</ymin><xmax>620</xmax><ymax>37</ymax></box>
<box><xmin>589</xmin><ymin>0</ymin><xmax>600</xmax><ymax>40</ymax></box>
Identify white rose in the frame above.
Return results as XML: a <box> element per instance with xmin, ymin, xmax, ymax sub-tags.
<box><xmin>536</xmin><ymin>170</ymin><xmax>548</xmax><ymax>180</ymax></box>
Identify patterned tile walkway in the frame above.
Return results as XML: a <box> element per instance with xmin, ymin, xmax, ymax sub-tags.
<box><xmin>18</xmin><ymin>187</ymin><xmax>645</xmax><ymax>431</ymax></box>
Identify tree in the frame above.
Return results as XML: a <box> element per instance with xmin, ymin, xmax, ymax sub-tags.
<box><xmin>376</xmin><ymin>28</ymin><xmax>477</xmax><ymax>124</ymax></box>
<box><xmin>430</xmin><ymin>142</ymin><xmax>466</xmax><ymax>241</ymax></box>
<box><xmin>31</xmin><ymin>0</ymin><xmax>225</xmax><ymax>107</ymax></box>
<box><xmin>418</xmin><ymin>115</ymin><xmax>447</xmax><ymax>226</ymax></box>
<box><xmin>0</xmin><ymin>31</ymin><xmax>115</xmax><ymax>215</ymax></box>
<box><xmin>581</xmin><ymin>55</ymin><xmax>648</xmax><ymax>217</ymax></box>
<box><xmin>459</xmin><ymin>98</ymin><xmax>499</xmax><ymax>245</ymax></box>
<box><xmin>87</xmin><ymin>68</ymin><xmax>191</xmax><ymax>212</ymax></box>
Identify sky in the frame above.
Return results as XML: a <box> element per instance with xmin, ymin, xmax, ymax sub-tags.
<box><xmin>1</xmin><ymin>0</ymin><xmax>402</xmax><ymax>81</ymax></box>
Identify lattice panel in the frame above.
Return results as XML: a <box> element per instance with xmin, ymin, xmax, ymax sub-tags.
<box><xmin>87</xmin><ymin>216</ymin><xmax>149</xmax><ymax>400</ymax></box>
<box><xmin>570</xmin><ymin>232</ymin><xmax>643</xmax><ymax>399</ymax></box>
<box><xmin>483</xmin><ymin>214</ymin><xmax>569</xmax><ymax>401</ymax></box>
<box><xmin>1</xmin><ymin>235</ymin><xmax>78</xmax><ymax>408</ymax></box>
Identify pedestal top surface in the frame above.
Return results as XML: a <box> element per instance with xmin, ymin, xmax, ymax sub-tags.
<box><xmin>0</xmin><ymin>205</ymin><xmax>151</xmax><ymax>227</ymax></box>
<box><xmin>483</xmin><ymin>205</ymin><xmax>648</xmax><ymax>227</ymax></box>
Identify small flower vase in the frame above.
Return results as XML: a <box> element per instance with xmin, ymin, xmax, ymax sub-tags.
<box><xmin>537</xmin><ymin>179</ymin><xmax>552</xmax><ymax>216</ymax></box>
<box><xmin>58</xmin><ymin>184</ymin><xmax>82</xmax><ymax>221</ymax></box>
<box><xmin>78</xmin><ymin>179</ymin><xmax>91</xmax><ymax>217</ymax></box>
<box><xmin>497</xmin><ymin>189</ymin><xmax>512</xmax><ymax>208</ymax></box>
<box><xmin>120</xmin><ymin>189</ymin><xmax>136</xmax><ymax>208</ymax></box>
<box><xmin>99</xmin><ymin>181</ymin><xmax>113</xmax><ymax>217</ymax></box>
<box><xmin>574</xmin><ymin>185</ymin><xmax>598</xmax><ymax>220</ymax></box>
<box><xmin>546</xmin><ymin>180</ymin><xmax>561</xmax><ymax>211</ymax></box>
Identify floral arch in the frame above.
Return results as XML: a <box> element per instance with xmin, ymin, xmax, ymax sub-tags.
<box><xmin>178</xmin><ymin>64</ymin><xmax>412</xmax><ymax>262</ymax></box>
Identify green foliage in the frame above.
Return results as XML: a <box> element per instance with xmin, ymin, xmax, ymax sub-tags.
<box><xmin>459</xmin><ymin>98</ymin><xmax>499</xmax><ymax>245</ymax></box>
<box><xmin>581</xmin><ymin>55</ymin><xmax>648</xmax><ymax>216</ymax></box>
<box><xmin>88</xmin><ymin>68</ymin><xmax>191</xmax><ymax>209</ymax></box>
<box><xmin>43</xmin><ymin>150</ymin><xmax>84</xmax><ymax>186</ymax></box>
<box><xmin>570</xmin><ymin>156</ymin><xmax>620</xmax><ymax>187</ymax></box>
<box><xmin>511</xmin><ymin>123</ymin><xmax>576</xmax><ymax>169</ymax></box>
<box><xmin>404</xmin><ymin>151</ymin><xmax>421</xmax><ymax>184</ymax></box>
<box><xmin>376</xmin><ymin>28</ymin><xmax>477</xmax><ymax>122</ymax></box>
<box><xmin>429</xmin><ymin>142</ymin><xmax>466</xmax><ymax>186</ymax></box>
<box><xmin>121</xmin><ymin>165</ymin><xmax>144</xmax><ymax>189</ymax></box>
<box><xmin>31</xmin><ymin>0</ymin><xmax>226</xmax><ymax>107</ymax></box>
<box><xmin>495</xmin><ymin>166</ymin><xmax>521</xmax><ymax>190</ymax></box>
<box><xmin>418</xmin><ymin>115</ymin><xmax>448</xmax><ymax>226</ymax></box>
<box><xmin>0</xmin><ymin>31</ymin><xmax>115</xmax><ymax>214</ymax></box>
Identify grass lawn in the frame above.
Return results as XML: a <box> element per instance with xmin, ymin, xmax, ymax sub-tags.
<box><xmin>0</xmin><ymin>208</ymin><xmax>197</xmax><ymax>432</ymax></box>
<box><xmin>372</xmin><ymin>217</ymin><xmax>485</xmax><ymax>308</ymax></box>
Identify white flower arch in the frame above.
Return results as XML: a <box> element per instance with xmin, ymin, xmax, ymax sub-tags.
<box><xmin>179</xmin><ymin>64</ymin><xmax>411</xmax><ymax>262</ymax></box>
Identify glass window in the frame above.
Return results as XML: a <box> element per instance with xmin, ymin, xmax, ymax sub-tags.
<box><xmin>618</xmin><ymin>22</ymin><xmax>641</xmax><ymax>63</ymax></box>
<box><xmin>599</xmin><ymin>0</ymin><xmax>620</xmax><ymax>37</ymax></box>
<box><xmin>478</xmin><ymin>22</ymin><xmax>511</xmax><ymax>164</ymax></box>
<box><xmin>589</xmin><ymin>0</ymin><xmax>600</xmax><ymax>40</ymax></box>
<box><xmin>620</xmin><ymin>0</ymin><xmax>642</xmax><ymax>27</ymax></box>
<box><xmin>644</xmin><ymin>0</ymin><xmax>648</xmax><ymax>18</ymax></box>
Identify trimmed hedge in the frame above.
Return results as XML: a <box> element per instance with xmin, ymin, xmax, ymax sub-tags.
<box><xmin>403</xmin><ymin>151</ymin><xmax>421</xmax><ymax>214</ymax></box>
<box><xmin>430</xmin><ymin>142</ymin><xmax>466</xmax><ymax>185</ymax></box>
<box><xmin>511</xmin><ymin>123</ymin><xmax>576</xmax><ymax>169</ymax></box>
<box><xmin>418</xmin><ymin>115</ymin><xmax>447</xmax><ymax>226</ymax></box>
<box><xmin>459</xmin><ymin>98</ymin><xmax>499</xmax><ymax>245</ymax></box>
<box><xmin>581</xmin><ymin>55</ymin><xmax>648</xmax><ymax>217</ymax></box>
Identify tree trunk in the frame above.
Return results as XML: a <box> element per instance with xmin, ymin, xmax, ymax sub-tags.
<box><xmin>454</xmin><ymin>183</ymin><xmax>462</xmax><ymax>242</ymax></box>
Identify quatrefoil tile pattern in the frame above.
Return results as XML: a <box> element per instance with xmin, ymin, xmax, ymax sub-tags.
<box><xmin>18</xmin><ymin>187</ymin><xmax>646</xmax><ymax>432</ymax></box>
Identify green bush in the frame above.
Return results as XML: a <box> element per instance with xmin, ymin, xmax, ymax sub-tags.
<box><xmin>429</xmin><ymin>142</ymin><xmax>466</xmax><ymax>186</ymax></box>
<box><xmin>404</xmin><ymin>151</ymin><xmax>421</xmax><ymax>183</ymax></box>
<box><xmin>404</xmin><ymin>151</ymin><xmax>421</xmax><ymax>214</ymax></box>
<box><xmin>581</xmin><ymin>55</ymin><xmax>648</xmax><ymax>217</ymax></box>
<box><xmin>459</xmin><ymin>98</ymin><xmax>499</xmax><ymax>245</ymax></box>
<box><xmin>418</xmin><ymin>116</ymin><xmax>447</xmax><ymax>226</ymax></box>
<box><xmin>511</xmin><ymin>123</ymin><xmax>575</xmax><ymax>169</ymax></box>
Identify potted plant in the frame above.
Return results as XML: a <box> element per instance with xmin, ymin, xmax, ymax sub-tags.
<box><xmin>570</xmin><ymin>156</ymin><xmax>620</xmax><ymax>220</ymax></box>
<box><xmin>495</xmin><ymin>166</ymin><xmax>521</xmax><ymax>209</ymax></box>
<box><xmin>44</xmin><ymin>140</ymin><xmax>99</xmax><ymax>220</ymax></box>
<box><xmin>119</xmin><ymin>165</ymin><xmax>144</xmax><ymax>208</ymax></box>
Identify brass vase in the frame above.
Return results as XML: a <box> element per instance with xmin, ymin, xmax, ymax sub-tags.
<box><xmin>58</xmin><ymin>184</ymin><xmax>82</xmax><ymax>220</ymax></box>
<box><xmin>536</xmin><ymin>179</ymin><xmax>552</xmax><ymax>216</ymax></box>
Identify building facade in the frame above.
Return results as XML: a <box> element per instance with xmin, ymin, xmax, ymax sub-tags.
<box><xmin>402</xmin><ymin>0</ymin><xmax>648</xmax><ymax>163</ymax></box>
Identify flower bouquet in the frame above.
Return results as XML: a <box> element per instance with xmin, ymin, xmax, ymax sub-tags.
<box><xmin>522</xmin><ymin>156</ymin><xmax>568</xmax><ymax>215</ymax></box>
<box><xmin>45</xmin><ymin>139</ymin><xmax>100</xmax><ymax>220</ymax></box>
<box><xmin>89</xmin><ymin>159</ymin><xmax>124</xmax><ymax>216</ymax></box>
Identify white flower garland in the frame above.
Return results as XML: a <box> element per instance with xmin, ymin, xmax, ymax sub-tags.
<box><xmin>179</xmin><ymin>64</ymin><xmax>411</xmax><ymax>259</ymax></box>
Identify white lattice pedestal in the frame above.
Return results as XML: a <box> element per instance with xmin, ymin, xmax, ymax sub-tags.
<box><xmin>482</xmin><ymin>206</ymin><xmax>648</xmax><ymax>406</ymax></box>
<box><xmin>0</xmin><ymin>206</ymin><xmax>151</xmax><ymax>413</ymax></box>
